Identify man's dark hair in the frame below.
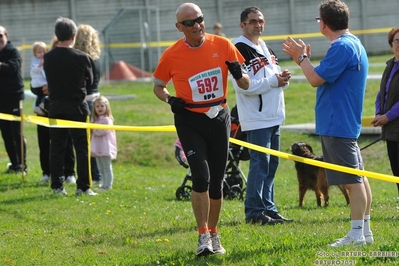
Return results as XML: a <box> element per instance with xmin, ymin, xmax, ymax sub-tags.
<box><xmin>319</xmin><ymin>0</ymin><xmax>349</xmax><ymax>31</ymax></box>
<box><xmin>54</xmin><ymin>17</ymin><xmax>77</xmax><ymax>41</ymax></box>
<box><xmin>240</xmin><ymin>6</ymin><xmax>262</xmax><ymax>22</ymax></box>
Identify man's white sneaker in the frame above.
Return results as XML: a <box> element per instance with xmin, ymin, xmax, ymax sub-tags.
<box><xmin>365</xmin><ymin>234</ymin><xmax>374</xmax><ymax>244</ymax></box>
<box><xmin>40</xmin><ymin>175</ymin><xmax>50</xmax><ymax>183</ymax></box>
<box><xmin>211</xmin><ymin>233</ymin><xmax>226</xmax><ymax>255</ymax></box>
<box><xmin>53</xmin><ymin>188</ymin><xmax>67</xmax><ymax>195</ymax></box>
<box><xmin>197</xmin><ymin>231</ymin><xmax>213</xmax><ymax>257</ymax></box>
<box><xmin>65</xmin><ymin>175</ymin><xmax>76</xmax><ymax>184</ymax></box>
<box><xmin>328</xmin><ymin>235</ymin><xmax>366</xmax><ymax>248</ymax></box>
<box><xmin>75</xmin><ymin>188</ymin><xmax>97</xmax><ymax>196</ymax></box>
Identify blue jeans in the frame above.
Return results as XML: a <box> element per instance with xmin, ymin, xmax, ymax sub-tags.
<box><xmin>245</xmin><ymin>126</ymin><xmax>280</xmax><ymax>220</ymax></box>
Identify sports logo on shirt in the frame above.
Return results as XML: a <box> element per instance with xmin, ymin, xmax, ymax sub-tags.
<box><xmin>247</xmin><ymin>55</ymin><xmax>277</xmax><ymax>75</ymax></box>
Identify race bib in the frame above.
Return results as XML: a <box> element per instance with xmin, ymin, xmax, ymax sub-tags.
<box><xmin>188</xmin><ymin>67</ymin><xmax>224</xmax><ymax>102</ymax></box>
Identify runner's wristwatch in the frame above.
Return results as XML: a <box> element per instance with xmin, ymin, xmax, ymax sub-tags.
<box><xmin>297</xmin><ymin>54</ymin><xmax>308</xmax><ymax>65</ymax></box>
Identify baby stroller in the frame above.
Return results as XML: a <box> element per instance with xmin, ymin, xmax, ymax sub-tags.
<box><xmin>174</xmin><ymin>105</ymin><xmax>249</xmax><ymax>201</ymax></box>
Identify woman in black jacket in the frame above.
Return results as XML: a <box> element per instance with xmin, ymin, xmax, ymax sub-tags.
<box><xmin>74</xmin><ymin>24</ymin><xmax>103</xmax><ymax>186</ymax></box>
<box><xmin>372</xmin><ymin>26</ymin><xmax>399</xmax><ymax>202</ymax></box>
<box><xmin>0</xmin><ymin>25</ymin><xmax>27</xmax><ymax>174</ymax></box>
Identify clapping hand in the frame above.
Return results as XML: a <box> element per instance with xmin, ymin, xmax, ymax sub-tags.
<box><xmin>282</xmin><ymin>37</ymin><xmax>311</xmax><ymax>62</ymax></box>
<box><xmin>276</xmin><ymin>69</ymin><xmax>291</xmax><ymax>87</ymax></box>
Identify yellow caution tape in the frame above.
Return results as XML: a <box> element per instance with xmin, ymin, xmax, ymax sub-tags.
<box><xmin>230</xmin><ymin>138</ymin><xmax>399</xmax><ymax>184</ymax></box>
<box><xmin>362</xmin><ymin>116</ymin><xmax>374</xmax><ymax>127</ymax></box>
<box><xmin>24</xmin><ymin>115</ymin><xmax>176</xmax><ymax>132</ymax></box>
<box><xmin>0</xmin><ymin>113</ymin><xmax>22</xmax><ymax>122</ymax></box>
<box><xmin>3</xmin><ymin>112</ymin><xmax>397</xmax><ymax>183</ymax></box>
<box><xmin>17</xmin><ymin>27</ymin><xmax>392</xmax><ymax>51</ymax></box>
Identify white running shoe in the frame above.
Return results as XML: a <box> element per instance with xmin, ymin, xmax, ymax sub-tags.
<box><xmin>211</xmin><ymin>233</ymin><xmax>226</xmax><ymax>255</ymax></box>
<box><xmin>75</xmin><ymin>188</ymin><xmax>97</xmax><ymax>196</ymax></box>
<box><xmin>40</xmin><ymin>175</ymin><xmax>50</xmax><ymax>183</ymax></box>
<box><xmin>65</xmin><ymin>175</ymin><xmax>76</xmax><ymax>184</ymax></box>
<box><xmin>197</xmin><ymin>231</ymin><xmax>213</xmax><ymax>257</ymax></box>
<box><xmin>328</xmin><ymin>235</ymin><xmax>366</xmax><ymax>248</ymax></box>
<box><xmin>365</xmin><ymin>234</ymin><xmax>374</xmax><ymax>244</ymax></box>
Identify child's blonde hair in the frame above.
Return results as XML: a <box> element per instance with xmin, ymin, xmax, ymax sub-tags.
<box><xmin>92</xmin><ymin>96</ymin><xmax>114</xmax><ymax>122</ymax></box>
<box><xmin>32</xmin><ymin>41</ymin><xmax>47</xmax><ymax>56</ymax></box>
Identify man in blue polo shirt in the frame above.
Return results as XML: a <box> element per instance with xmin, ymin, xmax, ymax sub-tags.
<box><xmin>282</xmin><ymin>0</ymin><xmax>373</xmax><ymax>247</ymax></box>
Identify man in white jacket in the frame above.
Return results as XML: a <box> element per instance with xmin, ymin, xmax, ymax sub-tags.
<box><xmin>232</xmin><ymin>6</ymin><xmax>293</xmax><ymax>225</ymax></box>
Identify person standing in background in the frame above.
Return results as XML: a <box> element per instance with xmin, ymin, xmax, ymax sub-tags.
<box><xmin>44</xmin><ymin>17</ymin><xmax>96</xmax><ymax>196</ymax></box>
<box><xmin>371</xmin><ymin>26</ymin><xmax>399</xmax><ymax>203</ymax></box>
<box><xmin>213</xmin><ymin>23</ymin><xmax>225</xmax><ymax>37</ymax></box>
<box><xmin>91</xmin><ymin>96</ymin><xmax>117</xmax><ymax>191</ymax></box>
<box><xmin>153</xmin><ymin>2</ymin><xmax>249</xmax><ymax>257</ymax></box>
<box><xmin>30</xmin><ymin>38</ymin><xmax>76</xmax><ymax>183</ymax></box>
<box><xmin>231</xmin><ymin>6</ymin><xmax>292</xmax><ymax>226</ymax></box>
<box><xmin>0</xmin><ymin>25</ymin><xmax>27</xmax><ymax>174</ymax></box>
<box><xmin>74</xmin><ymin>24</ymin><xmax>102</xmax><ymax>186</ymax></box>
<box><xmin>282</xmin><ymin>0</ymin><xmax>373</xmax><ymax>247</ymax></box>
<box><xmin>49</xmin><ymin>35</ymin><xmax>76</xmax><ymax>185</ymax></box>
<box><xmin>30</xmin><ymin>41</ymin><xmax>47</xmax><ymax>116</ymax></box>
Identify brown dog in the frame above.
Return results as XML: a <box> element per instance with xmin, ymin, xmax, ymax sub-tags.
<box><xmin>290</xmin><ymin>142</ymin><xmax>350</xmax><ymax>207</ymax></box>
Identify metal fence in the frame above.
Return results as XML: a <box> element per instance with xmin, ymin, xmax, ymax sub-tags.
<box><xmin>0</xmin><ymin>0</ymin><xmax>396</xmax><ymax>79</ymax></box>
<box><xmin>101</xmin><ymin>6</ymin><xmax>161</xmax><ymax>81</ymax></box>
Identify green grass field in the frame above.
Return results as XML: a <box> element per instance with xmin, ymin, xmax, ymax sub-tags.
<box><xmin>0</xmin><ymin>55</ymin><xmax>399</xmax><ymax>265</ymax></box>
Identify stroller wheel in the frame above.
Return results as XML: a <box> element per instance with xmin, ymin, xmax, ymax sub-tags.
<box><xmin>176</xmin><ymin>186</ymin><xmax>192</xmax><ymax>201</ymax></box>
<box><xmin>226</xmin><ymin>184</ymin><xmax>243</xmax><ymax>200</ymax></box>
<box><xmin>240</xmin><ymin>187</ymin><xmax>246</xmax><ymax>201</ymax></box>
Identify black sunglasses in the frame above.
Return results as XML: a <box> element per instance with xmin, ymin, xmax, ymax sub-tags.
<box><xmin>179</xmin><ymin>15</ymin><xmax>204</xmax><ymax>27</ymax></box>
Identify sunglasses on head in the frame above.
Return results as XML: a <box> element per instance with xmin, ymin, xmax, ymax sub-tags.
<box><xmin>179</xmin><ymin>15</ymin><xmax>204</xmax><ymax>27</ymax></box>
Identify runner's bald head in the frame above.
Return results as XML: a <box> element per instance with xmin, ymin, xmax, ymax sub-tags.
<box><xmin>176</xmin><ymin>3</ymin><xmax>201</xmax><ymax>22</ymax></box>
